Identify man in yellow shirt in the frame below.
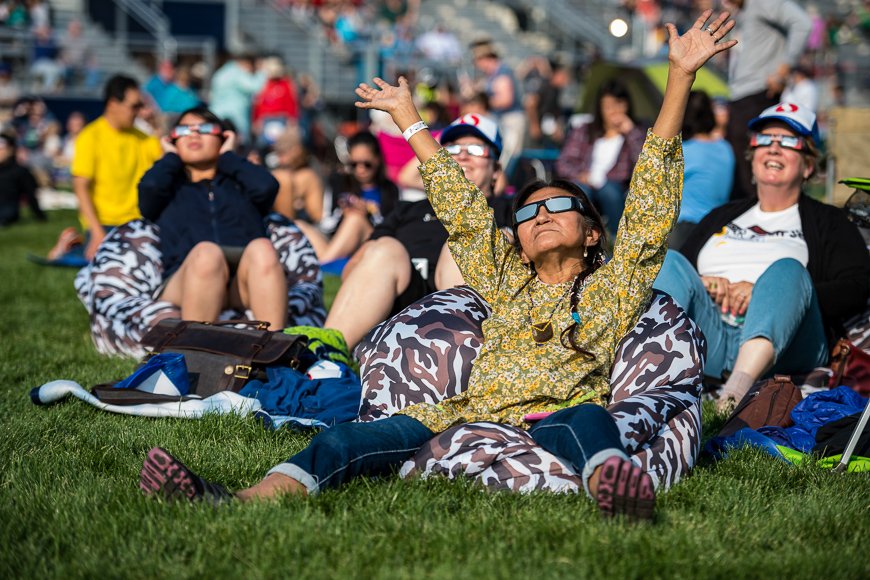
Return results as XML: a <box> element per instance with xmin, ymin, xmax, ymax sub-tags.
<box><xmin>71</xmin><ymin>74</ymin><xmax>162</xmax><ymax>259</ymax></box>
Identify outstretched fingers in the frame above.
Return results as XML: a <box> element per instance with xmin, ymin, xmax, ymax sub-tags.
<box><xmin>713</xmin><ymin>37</ymin><xmax>738</xmax><ymax>54</ymax></box>
<box><xmin>354</xmin><ymin>77</ymin><xmax>407</xmax><ymax>110</ymax></box>
<box><xmin>692</xmin><ymin>8</ymin><xmax>714</xmax><ymax>30</ymax></box>
<box><xmin>702</xmin><ymin>10</ymin><xmax>731</xmax><ymax>32</ymax></box>
<box><xmin>354</xmin><ymin>83</ymin><xmax>374</xmax><ymax>107</ymax></box>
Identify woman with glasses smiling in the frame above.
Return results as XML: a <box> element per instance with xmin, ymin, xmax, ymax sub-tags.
<box><xmin>655</xmin><ymin>102</ymin><xmax>870</xmax><ymax>410</ymax></box>
<box><xmin>138</xmin><ymin>106</ymin><xmax>286</xmax><ymax>330</ymax></box>
<box><xmin>140</xmin><ymin>11</ymin><xmax>736</xmax><ymax>520</ymax></box>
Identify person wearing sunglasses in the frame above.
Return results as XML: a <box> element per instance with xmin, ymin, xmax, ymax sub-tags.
<box><xmin>654</xmin><ymin>102</ymin><xmax>870</xmax><ymax>410</ymax></box>
<box><xmin>69</xmin><ymin>74</ymin><xmax>162</xmax><ymax>260</ymax></box>
<box><xmin>138</xmin><ymin>106</ymin><xmax>286</xmax><ymax>330</ymax></box>
<box><xmin>323</xmin><ymin>113</ymin><xmax>512</xmax><ymax>351</ymax></box>
<box><xmin>139</xmin><ymin>11</ymin><xmax>737</xmax><ymax>520</ymax></box>
<box><xmin>299</xmin><ymin>131</ymin><xmax>399</xmax><ymax>264</ymax></box>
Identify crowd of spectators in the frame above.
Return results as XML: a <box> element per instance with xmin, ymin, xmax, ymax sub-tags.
<box><xmin>1</xmin><ymin>0</ymin><xmax>869</xmax><ymax>240</ymax></box>
<box><xmin>2</xmin><ymin>5</ymin><xmax>869</xmax><ymax>520</ymax></box>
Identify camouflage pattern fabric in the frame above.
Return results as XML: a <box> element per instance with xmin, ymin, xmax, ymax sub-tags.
<box><xmin>356</xmin><ymin>286</ymin><xmax>490</xmax><ymax>422</ymax></box>
<box><xmin>356</xmin><ymin>287</ymin><xmax>706</xmax><ymax>492</ymax></box>
<box><xmin>74</xmin><ymin>216</ymin><xmax>326</xmax><ymax>358</ymax></box>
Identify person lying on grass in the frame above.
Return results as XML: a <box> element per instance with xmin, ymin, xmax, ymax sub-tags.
<box><xmin>139</xmin><ymin>10</ymin><xmax>736</xmax><ymax>521</ymax></box>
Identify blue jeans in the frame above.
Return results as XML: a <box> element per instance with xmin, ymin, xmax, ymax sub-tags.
<box><xmin>268</xmin><ymin>405</ymin><xmax>627</xmax><ymax>495</ymax></box>
<box><xmin>653</xmin><ymin>251</ymin><xmax>829</xmax><ymax>379</ymax></box>
<box><xmin>528</xmin><ymin>404</ymin><xmax>629</xmax><ymax>496</ymax></box>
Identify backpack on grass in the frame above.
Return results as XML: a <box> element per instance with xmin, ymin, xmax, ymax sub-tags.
<box><xmin>717</xmin><ymin>375</ymin><xmax>803</xmax><ymax>438</ymax></box>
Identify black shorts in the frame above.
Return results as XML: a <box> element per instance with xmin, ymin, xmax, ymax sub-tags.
<box><xmin>389</xmin><ymin>257</ymin><xmax>436</xmax><ymax>317</ymax></box>
<box><xmin>220</xmin><ymin>245</ymin><xmax>245</xmax><ymax>279</ymax></box>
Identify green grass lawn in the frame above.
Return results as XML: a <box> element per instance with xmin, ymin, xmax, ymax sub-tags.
<box><xmin>1</xmin><ymin>211</ymin><xmax>867</xmax><ymax>578</ymax></box>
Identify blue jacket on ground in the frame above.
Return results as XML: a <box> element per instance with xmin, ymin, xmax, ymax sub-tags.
<box><xmin>240</xmin><ymin>364</ymin><xmax>361</xmax><ymax>429</ymax></box>
<box><xmin>707</xmin><ymin>386</ymin><xmax>868</xmax><ymax>457</ymax></box>
<box><xmin>138</xmin><ymin>151</ymin><xmax>279</xmax><ymax>277</ymax></box>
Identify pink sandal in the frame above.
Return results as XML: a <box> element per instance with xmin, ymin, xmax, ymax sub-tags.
<box><xmin>595</xmin><ymin>456</ymin><xmax>656</xmax><ymax>521</ymax></box>
<box><xmin>140</xmin><ymin>447</ymin><xmax>232</xmax><ymax>505</ymax></box>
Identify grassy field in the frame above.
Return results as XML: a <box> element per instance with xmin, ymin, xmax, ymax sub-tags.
<box><xmin>1</xmin><ymin>211</ymin><xmax>867</xmax><ymax>579</ymax></box>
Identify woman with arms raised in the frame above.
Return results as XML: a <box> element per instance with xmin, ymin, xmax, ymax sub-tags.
<box><xmin>139</xmin><ymin>11</ymin><xmax>736</xmax><ymax>520</ymax></box>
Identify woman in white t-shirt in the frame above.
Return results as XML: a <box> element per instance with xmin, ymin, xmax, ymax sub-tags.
<box><xmin>654</xmin><ymin>102</ymin><xmax>870</xmax><ymax>409</ymax></box>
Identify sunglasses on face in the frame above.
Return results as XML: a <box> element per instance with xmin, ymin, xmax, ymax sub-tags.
<box><xmin>750</xmin><ymin>133</ymin><xmax>808</xmax><ymax>151</ymax></box>
<box><xmin>444</xmin><ymin>143</ymin><xmax>491</xmax><ymax>158</ymax></box>
<box><xmin>514</xmin><ymin>196</ymin><xmax>586</xmax><ymax>225</ymax></box>
<box><xmin>347</xmin><ymin>160</ymin><xmax>375</xmax><ymax>170</ymax></box>
<box><xmin>170</xmin><ymin>123</ymin><xmax>223</xmax><ymax>140</ymax></box>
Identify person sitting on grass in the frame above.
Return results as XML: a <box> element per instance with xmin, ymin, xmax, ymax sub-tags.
<box><xmin>0</xmin><ymin>132</ymin><xmax>46</xmax><ymax>227</ymax></box>
<box><xmin>138</xmin><ymin>106</ymin><xmax>286</xmax><ymax>330</ymax></box>
<box><xmin>654</xmin><ymin>101</ymin><xmax>870</xmax><ymax>410</ymax></box>
<box><xmin>299</xmin><ymin>131</ymin><xmax>399</xmax><ymax>264</ymax></box>
<box><xmin>270</xmin><ymin>126</ymin><xmax>324</xmax><ymax>225</ymax></box>
<box><xmin>138</xmin><ymin>10</ymin><xmax>736</xmax><ymax>520</ymax></box>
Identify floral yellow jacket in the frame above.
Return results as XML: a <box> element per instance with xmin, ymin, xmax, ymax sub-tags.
<box><xmin>401</xmin><ymin>131</ymin><xmax>683</xmax><ymax>433</ymax></box>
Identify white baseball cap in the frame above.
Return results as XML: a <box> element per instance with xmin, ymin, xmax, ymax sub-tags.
<box><xmin>748</xmin><ymin>102</ymin><xmax>820</xmax><ymax>145</ymax></box>
<box><xmin>440</xmin><ymin>113</ymin><xmax>503</xmax><ymax>157</ymax></box>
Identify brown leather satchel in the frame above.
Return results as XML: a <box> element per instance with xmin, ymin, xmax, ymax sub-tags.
<box><xmin>828</xmin><ymin>338</ymin><xmax>870</xmax><ymax>395</ymax></box>
<box><xmin>717</xmin><ymin>375</ymin><xmax>803</xmax><ymax>438</ymax></box>
<box><xmin>139</xmin><ymin>319</ymin><xmax>308</xmax><ymax>397</ymax></box>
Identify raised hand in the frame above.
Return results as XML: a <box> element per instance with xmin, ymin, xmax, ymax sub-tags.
<box><xmin>666</xmin><ymin>9</ymin><xmax>737</xmax><ymax>77</ymax></box>
<box><xmin>354</xmin><ymin>76</ymin><xmax>440</xmax><ymax>164</ymax></box>
<box><xmin>219</xmin><ymin>130</ymin><xmax>237</xmax><ymax>155</ymax></box>
<box><xmin>354</xmin><ymin>77</ymin><xmax>415</xmax><ymax>118</ymax></box>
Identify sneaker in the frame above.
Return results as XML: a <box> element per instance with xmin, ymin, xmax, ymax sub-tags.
<box><xmin>715</xmin><ymin>394</ymin><xmax>739</xmax><ymax>414</ymax></box>
<box><xmin>595</xmin><ymin>456</ymin><xmax>656</xmax><ymax>521</ymax></box>
<box><xmin>139</xmin><ymin>447</ymin><xmax>233</xmax><ymax>505</ymax></box>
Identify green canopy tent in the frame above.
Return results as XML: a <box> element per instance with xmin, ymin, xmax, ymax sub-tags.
<box><xmin>575</xmin><ymin>61</ymin><xmax>729</xmax><ymax>124</ymax></box>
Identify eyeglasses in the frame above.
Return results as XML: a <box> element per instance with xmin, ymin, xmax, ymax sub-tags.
<box><xmin>514</xmin><ymin>196</ymin><xmax>586</xmax><ymax>225</ymax></box>
<box><xmin>444</xmin><ymin>143</ymin><xmax>491</xmax><ymax>158</ymax></box>
<box><xmin>170</xmin><ymin>123</ymin><xmax>223</xmax><ymax>140</ymax></box>
<box><xmin>347</xmin><ymin>160</ymin><xmax>375</xmax><ymax>170</ymax></box>
<box><xmin>750</xmin><ymin>133</ymin><xmax>808</xmax><ymax>151</ymax></box>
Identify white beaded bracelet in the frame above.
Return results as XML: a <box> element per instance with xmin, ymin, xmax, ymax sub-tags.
<box><xmin>402</xmin><ymin>121</ymin><xmax>428</xmax><ymax>141</ymax></box>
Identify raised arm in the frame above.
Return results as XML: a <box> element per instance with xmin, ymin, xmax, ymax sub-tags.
<box><xmin>593</xmin><ymin>10</ymin><xmax>738</xmax><ymax>345</ymax></box>
<box><xmin>653</xmin><ymin>10</ymin><xmax>737</xmax><ymax>139</ymax></box>
<box><xmin>138</xmin><ymin>152</ymin><xmax>184</xmax><ymax>221</ymax></box>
